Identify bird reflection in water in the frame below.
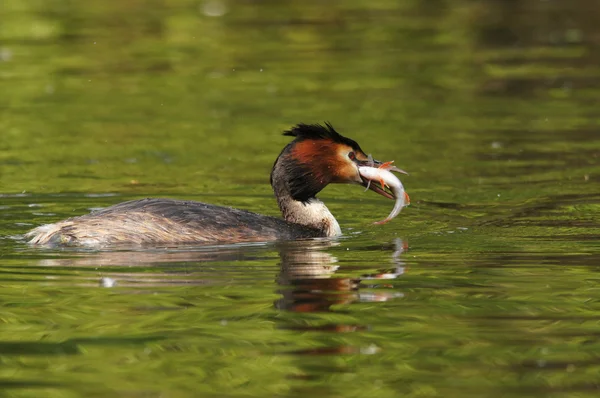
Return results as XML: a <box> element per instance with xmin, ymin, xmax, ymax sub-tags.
<box><xmin>275</xmin><ymin>238</ymin><xmax>407</xmax><ymax>357</ymax></box>
<box><xmin>275</xmin><ymin>238</ymin><xmax>407</xmax><ymax>313</ymax></box>
<box><xmin>34</xmin><ymin>239</ymin><xmax>407</xmax><ymax>296</ymax></box>
<box><xmin>34</xmin><ymin>239</ymin><xmax>407</xmax><ymax>358</ymax></box>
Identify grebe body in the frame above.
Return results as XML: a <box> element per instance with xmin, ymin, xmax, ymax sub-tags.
<box><xmin>27</xmin><ymin>198</ymin><xmax>325</xmax><ymax>246</ymax></box>
<box><xmin>26</xmin><ymin>123</ymin><xmax>404</xmax><ymax>247</ymax></box>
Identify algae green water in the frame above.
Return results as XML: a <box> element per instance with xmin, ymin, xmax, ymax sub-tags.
<box><xmin>2</xmin><ymin>1</ymin><xmax>600</xmax><ymax>397</ymax></box>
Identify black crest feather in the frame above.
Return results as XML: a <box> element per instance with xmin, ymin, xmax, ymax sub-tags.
<box><xmin>283</xmin><ymin>122</ymin><xmax>362</xmax><ymax>152</ymax></box>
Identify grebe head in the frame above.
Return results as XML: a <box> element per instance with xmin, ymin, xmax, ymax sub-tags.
<box><xmin>271</xmin><ymin>122</ymin><xmax>403</xmax><ymax>202</ymax></box>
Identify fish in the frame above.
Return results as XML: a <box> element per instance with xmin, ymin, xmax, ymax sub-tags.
<box><xmin>359</xmin><ymin>161</ymin><xmax>410</xmax><ymax>224</ymax></box>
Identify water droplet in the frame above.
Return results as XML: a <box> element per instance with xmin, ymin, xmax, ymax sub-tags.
<box><xmin>100</xmin><ymin>277</ymin><xmax>117</xmax><ymax>288</ymax></box>
<box><xmin>201</xmin><ymin>0</ymin><xmax>227</xmax><ymax>17</ymax></box>
<box><xmin>0</xmin><ymin>47</ymin><xmax>13</xmax><ymax>62</ymax></box>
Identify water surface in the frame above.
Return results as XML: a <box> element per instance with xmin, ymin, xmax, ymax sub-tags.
<box><xmin>2</xmin><ymin>1</ymin><xmax>600</xmax><ymax>397</ymax></box>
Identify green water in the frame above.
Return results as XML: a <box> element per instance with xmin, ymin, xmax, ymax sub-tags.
<box><xmin>2</xmin><ymin>0</ymin><xmax>600</xmax><ymax>396</ymax></box>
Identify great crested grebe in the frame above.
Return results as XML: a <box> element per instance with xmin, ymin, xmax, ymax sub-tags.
<box><xmin>26</xmin><ymin>123</ymin><xmax>407</xmax><ymax>247</ymax></box>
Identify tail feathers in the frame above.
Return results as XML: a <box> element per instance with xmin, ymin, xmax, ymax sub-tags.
<box><xmin>25</xmin><ymin>223</ymin><xmax>74</xmax><ymax>246</ymax></box>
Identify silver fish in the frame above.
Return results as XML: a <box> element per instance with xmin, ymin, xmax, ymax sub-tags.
<box><xmin>359</xmin><ymin>163</ymin><xmax>410</xmax><ymax>224</ymax></box>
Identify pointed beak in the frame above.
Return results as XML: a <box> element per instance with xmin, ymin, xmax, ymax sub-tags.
<box><xmin>361</xmin><ymin>176</ymin><xmax>394</xmax><ymax>199</ymax></box>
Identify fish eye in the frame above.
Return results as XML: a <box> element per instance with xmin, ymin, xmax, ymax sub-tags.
<box><xmin>348</xmin><ymin>151</ymin><xmax>356</xmax><ymax>160</ymax></box>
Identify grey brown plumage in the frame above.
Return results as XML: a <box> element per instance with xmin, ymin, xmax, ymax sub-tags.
<box><xmin>26</xmin><ymin>198</ymin><xmax>322</xmax><ymax>246</ymax></box>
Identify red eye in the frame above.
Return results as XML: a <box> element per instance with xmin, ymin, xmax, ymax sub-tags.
<box><xmin>348</xmin><ymin>151</ymin><xmax>356</xmax><ymax>160</ymax></box>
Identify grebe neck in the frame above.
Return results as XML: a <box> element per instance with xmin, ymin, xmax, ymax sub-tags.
<box><xmin>275</xmin><ymin>191</ymin><xmax>341</xmax><ymax>237</ymax></box>
<box><xmin>271</xmin><ymin>157</ymin><xmax>341</xmax><ymax>237</ymax></box>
